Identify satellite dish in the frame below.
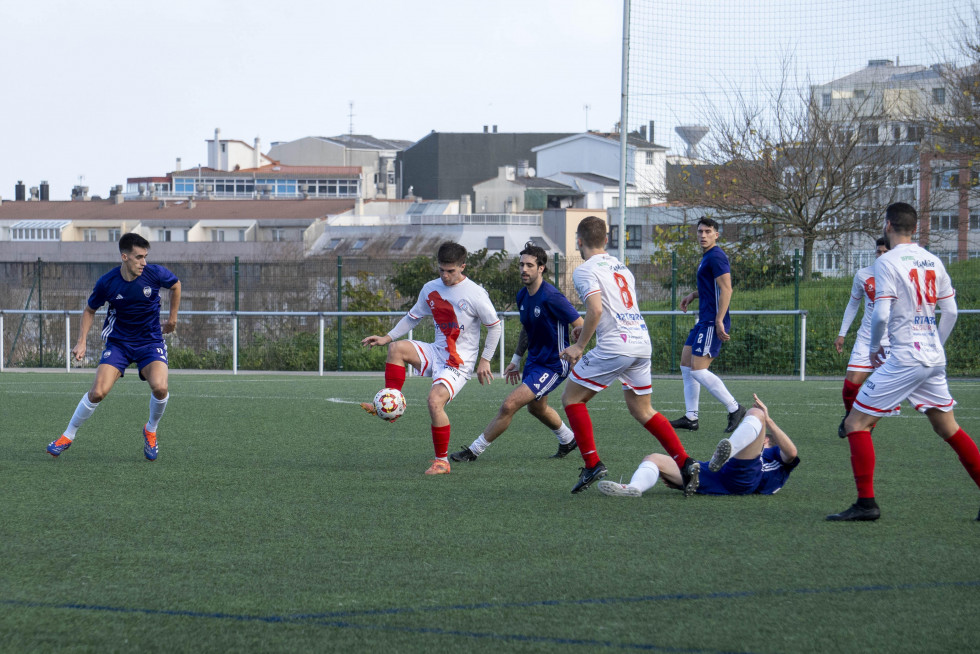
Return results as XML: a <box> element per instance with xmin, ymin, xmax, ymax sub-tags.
<box><xmin>527</xmin><ymin>167</ymin><xmax>536</xmax><ymax>177</ymax></box>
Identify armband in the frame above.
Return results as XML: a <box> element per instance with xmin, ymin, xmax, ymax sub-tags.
<box><xmin>510</xmin><ymin>354</ymin><xmax>522</xmax><ymax>367</ymax></box>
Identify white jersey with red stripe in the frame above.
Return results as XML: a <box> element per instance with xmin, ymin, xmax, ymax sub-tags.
<box><xmin>847</xmin><ymin>265</ymin><xmax>889</xmax><ymax>349</ymax></box>
<box><xmin>408</xmin><ymin>276</ymin><xmax>500</xmax><ymax>374</ymax></box>
<box><xmin>572</xmin><ymin>253</ymin><xmax>651</xmax><ymax>357</ymax></box>
<box><xmin>873</xmin><ymin>242</ymin><xmax>954</xmax><ymax>367</ymax></box>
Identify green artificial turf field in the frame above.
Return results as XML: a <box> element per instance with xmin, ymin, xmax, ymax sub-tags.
<box><xmin>1</xmin><ymin>372</ymin><xmax>978</xmax><ymax>652</ymax></box>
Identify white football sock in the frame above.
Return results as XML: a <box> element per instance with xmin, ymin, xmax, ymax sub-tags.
<box><xmin>628</xmin><ymin>460</ymin><xmax>661</xmax><ymax>494</ymax></box>
<box><xmin>552</xmin><ymin>422</ymin><xmax>575</xmax><ymax>444</ymax></box>
<box><xmin>680</xmin><ymin>365</ymin><xmax>700</xmax><ymax>419</ymax></box>
<box><xmin>469</xmin><ymin>434</ymin><xmax>491</xmax><ymax>456</ymax></box>
<box><xmin>146</xmin><ymin>393</ymin><xmax>169</xmax><ymax>433</ymax></box>
<box><xmin>728</xmin><ymin>414</ymin><xmax>763</xmax><ymax>457</ymax></box>
<box><xmin>64</xmin><ymin>393</ymin><xmax>100</xmax><ymax>439</ymax></box>
<box><xmin>690</xmin><ymin>367</ymin><xmax>738</xmax><ymax>413</ymax></box>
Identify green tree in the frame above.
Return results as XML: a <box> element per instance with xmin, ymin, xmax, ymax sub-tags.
<box><xmin>390</xmin><ymin>248</ymin><xmax>521</xmax><ymax>311</ymax></box>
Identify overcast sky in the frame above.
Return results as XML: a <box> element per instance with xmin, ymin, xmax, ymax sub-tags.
<box><xmin>0</xmin><ymin>0</ymin><xmax>971</xmax><ymax>200</ymax></box>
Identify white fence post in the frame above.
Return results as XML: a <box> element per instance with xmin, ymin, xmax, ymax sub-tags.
<box><xmin>65</xmin><ymin>311</ymin><xmax>71</xmax><ymax>372</ymax></box>
<box><xmin>800</xmin><ymin>311</ymin><xmax>807</xmax><ymax>382</ymax></box>
<box><xmin>232</xmin><ymin>313</ymin><xmax>239</xmax><ymax>375</ymax></box>
<box><xmin>318</xmin><ymin>315</ymin><xmax>325</xmax><ymax>376</ymax></box>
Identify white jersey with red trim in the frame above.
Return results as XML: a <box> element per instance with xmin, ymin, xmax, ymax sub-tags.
<box><xmin>847</xmin><ymin>266</ymin><xmax>890</xmax><ymax>348</ymax></box>
<box><xmin>408</xmin><ymin>276</ymin><xmax>500</xmax><ymax>373</ymax></box>
<box><xmin>873</xmin><ymin>242</ymin><xmax>954</xmax><ymax>367</ymax></box>
<box><xmin>572</xmin><ymin>253</ymin><xmax>651</xmax><ymax>357</ymax></box>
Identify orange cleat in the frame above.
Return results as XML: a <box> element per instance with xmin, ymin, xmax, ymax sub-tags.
<box><xmin>424</xmin><ymin>459</ymin><xmax>450</xmax><ymax>475</ymax></box>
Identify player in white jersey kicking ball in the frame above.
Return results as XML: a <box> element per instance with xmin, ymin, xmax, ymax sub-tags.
<box><xmin>559</xmin><ymin>216</ymin><xmax>700</xmax><ymax>495</ymax></box>
<box><xmin>598</xmin><ymin>394</ymin><xmax>799</xmax><ymax>498</ymax></box>
<box><xmin>361</xmin><ymin>241</ymin><xmax>501</xmax><ymax>475</ymax></box>
<box><xmin>834</xmin><ymin>237</ymin><xmax>892</xmax><ymax>438</ymax></box>
<box><xmin>828</xmin><ymin>202</ymin><xmax>980</xmax><ymax>522</ymax></box>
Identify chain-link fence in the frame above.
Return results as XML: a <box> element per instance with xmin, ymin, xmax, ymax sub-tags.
<box><xmin>2</xmin><ymin>254</ymin><xmax>976</xmax><ymax>376</ymax></box>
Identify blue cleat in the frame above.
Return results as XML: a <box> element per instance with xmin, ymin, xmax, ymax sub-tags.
<box><xmin>143</xmin><ymin>426</ymin><xmax>158</xmax><ymax>461</ymax></box>
<box><xmin>47</xmin><ymin>435</ymin><xmax>73</xmax><ymax>457</ymax></box>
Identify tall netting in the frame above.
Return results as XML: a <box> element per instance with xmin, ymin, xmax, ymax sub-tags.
<box><xmin>621</xmin><ymin>0</ymin><xmax>980</xmax><ymax>377</ymax></box>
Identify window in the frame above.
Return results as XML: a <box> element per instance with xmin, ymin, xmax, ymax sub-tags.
<box><xmin>610</xmin><ymin>196</ymin><xmax>619</xmax><ymax>208</ymax></box>
<box><xmin>211</xmin><ymin>230</ymin><xmax>225</xmax><ymax>242</ymax></box>
<box><xmin>158</xmin><ymin>230</ymin><xmax>171</xmax><ymax>242</ymax></box>
<box><xmin>907</xmin><ymin>124</ymin><xmax>922</xmax><ymax>142</ymax></box>
<box><xmin>855</xmin><ymin>212</ymin><xmax>875</xmax><ymax>230</ymax></box>
<box><xmin>486</xmin><ymin>236</ymin><xmax>505</xmax><ymax>251</ymax></box>
<box><xmin>854</xmin><ymin>89</ymin><xmax>866</xmax><ymax>100</ymax></box>
<box><xmin>814</xmin><ymin>251</ymin><xmax>841</xmax><ymax>271</ymax></box>
<box><xmin>625</xmin><ymin>225</ymin><xmax>642</xmax><ymax>249</ymax></box>
<box><xmin>352</xmin><ymin>239</ymin><xmax>367</xmax><ymax>251</ymax></box>
<box><xmin>327</xmin><ymin>238</ymin><xmax>342</xmax><ymax>250</ymax></box>
<box><xmin>932</xmin><ymin>87</ymin><xmax>946</xmax><ymax>105</ymax></box>
<box><xmin>896</xmin><ymin>167</ymin><xmax>915</xmax><ymax>186</ymax></box>
<box><xmin>822</xmin><ymin>93</ymin><xmax>831</xmax><ymax>109</ymax></box>
<box><xmin>83</xmin><ymin>229</ymin><xmax>97</xmax><ymax>242</ymax></box>
<box><xmin>970</xmin><ymin>214</ymin><xmax>980</xmax><ymax>230</ymax></box>
<box><xmin>108</xmin><ymin>229</ymin><xmax>121</xmax><ymax>242</ymax></box>
<box><xmin>860</xmin><ymin>124</ymin><xmax>878</xmax><ymax>144</ymax></box>
<box><xmin>608</xmin><ymin>226</ymin><xmax>619</xmax><ymax>248</ymax></box>
<box><xmin>271</xmin><ymin>229</ymin><xmax>284</xmax><ymax>242</ymax></box>
<box><xmin>238</xmin><ymin>229</ymin><xmax>246</xmax><ymax>242</ymax></box>
<box><xmin>392</xmin><ymin>236</ymin><xmax>411</xmax><ymax>250</ymax></box>
<box><xmin>892</xmin><ymin>125</ymin><xmax>902</xmax><ymax>142</ymax></box>
<box><xmin>930</xmin><ymin>214</ymin><xmax>957</xmax><ymax>231</ymax></box>
<box><xmin>645</xmin><ymin>151</ymin><xmax>654</xmax><ymax>165</ymax></box>
<box><xmin>933</xmin><ymin>171</ymin><xmax>958</xmax><ymax>189</ymax></box>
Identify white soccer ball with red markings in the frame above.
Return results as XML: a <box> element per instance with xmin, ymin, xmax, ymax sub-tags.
<box><xmin>373</xmin><ymin>388</ymin><xmax>406</xmax><ymax>421</ymax></box>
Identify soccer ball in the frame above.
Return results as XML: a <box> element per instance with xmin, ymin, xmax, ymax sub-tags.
<box><xmin>373</xmin><ymin>388</ymin><xmax>406</xmax><ymax>421</ymax></box>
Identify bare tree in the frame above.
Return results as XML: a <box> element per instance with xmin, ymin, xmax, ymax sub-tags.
<box><xmin>667</xmin><ymin>67</ymin><xmax>918</xmax><ymax>279</ymax></box>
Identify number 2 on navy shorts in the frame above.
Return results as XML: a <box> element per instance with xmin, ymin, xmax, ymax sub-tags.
<box><xmin>686</xmin><ymin>323</ymin><xmax>721</xmax><ymax>358</ymax></box>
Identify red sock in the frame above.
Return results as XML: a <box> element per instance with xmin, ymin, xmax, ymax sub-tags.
<box><xmin>842</xmin><ymin>379</ymin><xmax>861</xmax><ymax>414</ymax></box>
<box><xmin>431</xmin><ymin>424</ymin><xmax>450</xmax><ymax>459</ymax></box>
<box><xmin>846</xmin><ymin>430</ymin><xmax>876</xmax><ymax>499</ymax></box>
<box><xmin>644</xmin><ymin>413</ymin><xmax>689</xmax><ymax>466</ymax></box>
<box><xmin>945</xmin><ymin>428</ymin><xmax>980</xmax><ymax>490</ymax></box>
<box><xmin>565</xmin><ymin>403</ymin><xmax>600</xmax><ymax>468</ymax></box>
<box><xmin>384</xmin><ymin>363</ymin><xmax>406</xmax><ymax>390</ymax></box>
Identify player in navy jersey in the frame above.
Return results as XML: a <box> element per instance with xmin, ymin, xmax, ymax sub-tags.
<box><xmin>669</xmin><ymin>217</ymin><xmax>745</xmax><ymax>434</ymax></box>
<box><xmin>598</xmin><ymin>394</ymin><xmax>799</xmax><ymax>498</ymax></box>
<box><xmin>450</xmin><ymin>243</ymin><xmax>584</xmax><ymax>462</ymax></box>
<box><xmin>47</xmin><ymin>233</ymin><xmax>181</xmax><ymax>461</ymax></box>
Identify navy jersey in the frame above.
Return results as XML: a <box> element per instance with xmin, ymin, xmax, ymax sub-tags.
<box><xmin>517</xmin><ymin>281</ymin><xmax>581</xmax><ymax>371</ymax></box>
<box><xmin>87</xmin><ymin>264</ymin><xmax>179</xmax><ymax>345</ymax></box>
<box><xmin>696</xmin><ymin>245</ymin><xmax>731</xmax><ymax>330</ymax></box>
<box><xmin>696</xmin><ymin>446</ymin><xmax>799</xmax><ymax>495</ymax></box>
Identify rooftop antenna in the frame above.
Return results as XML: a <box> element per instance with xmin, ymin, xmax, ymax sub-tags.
<box><xmin>675</xmin><ymin>125</ymin><xmax>709</xmax><ymax>159</ymax></box>
<box><xmin>583</xmin><ymin>104</ymin><xmax>590</xmax><ymax>131</ymax></box>
<box><xmin>345</xmin><ymin>101</ymin><xmax>355</xmax><ymax>167</ymax></box>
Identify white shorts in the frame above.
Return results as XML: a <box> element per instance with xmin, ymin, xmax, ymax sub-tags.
<box><xmin>847</xmin><ymin>342</ymin><xmax>889</xmax><ymax>373</ymax></box>
<box><xmin>853</xmin><ymin>358</ymin><xmax>955</xmax><ymax>418</ymax></box>
<box><xmin>568</xmin><ymin>349</ymin><xmax>652</xmax><ymax>395</ymax></box>
<box><xmin>410</xmin><ymin>340</ymin><xmax>470</xmax><ymax>400</ymax></box>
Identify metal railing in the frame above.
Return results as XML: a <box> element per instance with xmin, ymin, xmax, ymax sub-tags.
<box><xmin>0</xmin><ymin>308</ymin><xmax>818</xmax><ymax>379</ymax></box>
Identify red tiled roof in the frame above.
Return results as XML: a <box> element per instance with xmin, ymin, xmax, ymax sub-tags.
<box><xmin>0</xmin><ymin>198</ymin><xmax>357</xmax><ymax>221</ymax></box>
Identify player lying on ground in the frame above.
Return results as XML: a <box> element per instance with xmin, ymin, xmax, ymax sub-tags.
<box><xmin>599</xmin><ymin>394</ymin><xmax>799</xmax><ymax>498</ymax></box>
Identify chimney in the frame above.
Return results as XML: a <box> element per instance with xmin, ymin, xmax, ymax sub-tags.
<box><xmin>639</xmin><ymin>125</ymin><xmax>647</xmax><ymax>141</ymax></box>
<box><xmin>483</xmin><ymin>125</ymin><xmax>489</xmax><ymax>133</ymax></box>
<box><xmin>15</xmin><ymin>180</ymin><xmax>25</xmax><ymax>201</ymax></box>
<box><xmin>176</xmin><ymin>157</ymin><xmax>182</xmax><ymax>172</ymax></box>
<box><xmin>460</xmin><ymin>194</ymin><xmax>471</xmax><ymax>215</ymax></box>
<box><xmin>40</xmin><ymin>180</ymin><xmax>50</xmax><ymax>201</ymax></box>
<box><xmin>517</xmin><ymin>160</ymin><xmax>529</xmax><ymax>177</ymax></box>
<box><xmin>648</xmin><ymin>120</ymin><xmax>655</xmax><ymax>143</ymax></box>
<box><xmin>492</xmin><ymin>125</ymin><xmax>498</xmax><ymax>133</ymax></box>
<box><xmin>254</xmin><ymin>136</ymin><xmax>261</xmax><ymax>169</ymax></box>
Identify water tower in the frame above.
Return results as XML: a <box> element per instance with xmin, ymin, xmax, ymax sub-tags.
<box><xmin>675</xmin><ymin>125</ymin><xmax>709</xmax><ymax>159</ymax></box>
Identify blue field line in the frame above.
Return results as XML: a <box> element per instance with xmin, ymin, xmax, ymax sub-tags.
<box><xmin>3</xmin><ymin>579</ymin><xmax>979</xmax><ymax>652</ymax></box>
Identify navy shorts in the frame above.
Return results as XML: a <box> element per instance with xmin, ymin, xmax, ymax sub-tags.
<box><xmin>521</xmin><ymin>360</ymin><xmax>569</xmax><ymax>400</ymax></box>
<box><xmin>696</xmin><ymin>457</ymin><xmax>763</xmax><ymax>495</ymax></box>
<box><xmin>685</xmin><ymin>322</ymin><xmax>723</xmax><ymax>359</ymax></box>
<box><xmin>99</xmin><ymin>340</ymin><xmax>169</xmax><ymax>378</ymax></box>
